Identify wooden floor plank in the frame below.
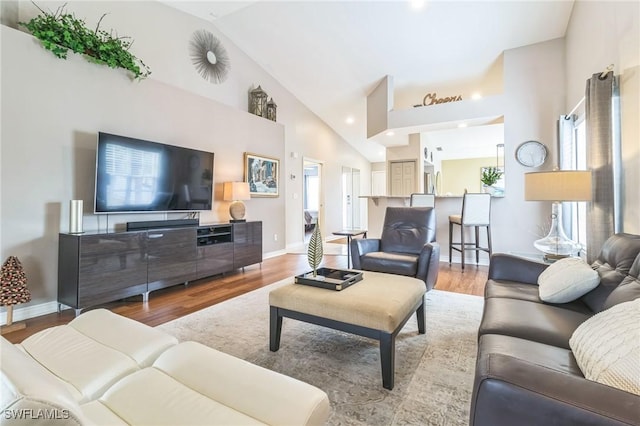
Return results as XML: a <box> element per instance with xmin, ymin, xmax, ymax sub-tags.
<box><xmin>2</xmin><ymin>253</ymin><xmax>487</xmax><ymax>343</ymax></box>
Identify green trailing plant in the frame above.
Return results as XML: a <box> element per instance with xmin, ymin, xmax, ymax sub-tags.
<box><xmin>481</xmin><ymin>167</ymin><xmax>503</xmax><ymax>186</ymax></box>
<box><xmin>307</xmin><ymin>222</ymin><xmax>324</xmax><ymax>277</ymax></box>
<box><xmin>19</xmin><ymin>3</ymin><xmax>151</xmax><ymax>79</ymax></box>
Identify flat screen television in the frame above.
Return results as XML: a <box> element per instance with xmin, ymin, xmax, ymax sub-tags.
<box><xmin>95</xmin><ymin>132</ymin><xmax>214</xmax><ymax>213</ymax></box>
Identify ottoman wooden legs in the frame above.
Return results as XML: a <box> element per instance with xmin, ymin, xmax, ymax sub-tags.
<box><xmin>270</xmin><ymin>297</ymin><xmax>425</xmax><ymax>390</ymax></box>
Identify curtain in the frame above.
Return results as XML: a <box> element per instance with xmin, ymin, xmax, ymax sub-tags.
<box><xmin>585</xmin><ymin>71</ymin><xmax>620</xmax><ymax>262</ymax></box>
<box><xmin>558</xmin><ymin>114</ymin><xmax>576</xmax><ymax>238</ymax></box>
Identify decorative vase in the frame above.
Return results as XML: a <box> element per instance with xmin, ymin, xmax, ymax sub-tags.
<box><xmin>482</xmin><ymin>185</ymin><xmax>496</xmax><ymax>195</ymax></box>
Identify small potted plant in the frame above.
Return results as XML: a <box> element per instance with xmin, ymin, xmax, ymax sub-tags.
<box><xmin>481</xmin><ymin>167</ymin><xmax>503</xmax><ymax>194</ymax></box>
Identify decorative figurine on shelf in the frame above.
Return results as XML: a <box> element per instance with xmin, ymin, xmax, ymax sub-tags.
<box><xmin>307</xmin><ymin>220</ymin><xmax>323</xmax><ymax>277</ymax></box>
<box><xmin>1</xmin><ymin>256</ymin><xmax>31</xmax><ymax>334</ymax></box>
<box><xmin>266</xmin><ymin>97</ymin><xmax>277</xmax><ymax>122</ymax></box>
<box><xmin>249</xmin><ymin>85</ymin><xmax>268</xmax><ymax>118</ymax></box>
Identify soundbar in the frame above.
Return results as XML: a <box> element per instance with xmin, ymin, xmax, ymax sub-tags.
<box><xmin>126</xmin><ymin>218</ymin><xmax>199</xmax><ymax>231</ymax></box>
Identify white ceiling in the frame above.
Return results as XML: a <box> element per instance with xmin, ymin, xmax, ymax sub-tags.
<box><xmin>165</xmin><ymin>0</ymin><xmax>574</xmax><ymax>162</ymax></box>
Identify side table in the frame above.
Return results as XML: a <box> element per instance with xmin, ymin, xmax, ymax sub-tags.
<box><xmin>332</xmin><ymin>229</ymin><xmax>367</xmax><ymax>268</ymax></box>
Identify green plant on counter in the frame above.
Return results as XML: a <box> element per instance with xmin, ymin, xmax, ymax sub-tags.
<box><xmin>481</xmin><ymin>167</ymin><xmax>503</xmax><ymax>186</ymax></box>
<box><xmin>19</xmin><ymin>3</ymin><xmax>151</xmax><ymax>79</ymax></box>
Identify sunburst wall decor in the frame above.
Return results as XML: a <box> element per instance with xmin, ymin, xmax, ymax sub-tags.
<box><xmin>189</xmin><ymin>30</ymin><xmax>230</xmax><ymax>84</ymax></box>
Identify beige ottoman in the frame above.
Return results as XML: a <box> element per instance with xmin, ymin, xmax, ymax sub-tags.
<box><xmin>269</xmin><ymin>271</ymin><xmax>426</xmax><ymax>390</ymax></box>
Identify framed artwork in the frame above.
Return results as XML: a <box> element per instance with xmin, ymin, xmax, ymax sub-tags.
<box><xmin>244</xmin><ymin>152</ymin><xmax>279</xmax><ymax>197</ymax></box>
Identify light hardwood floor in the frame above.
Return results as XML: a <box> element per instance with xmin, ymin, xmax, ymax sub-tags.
<box><xmin>2</xmin><ymin>251</ymin><xmax>487</xmax><ymax>344</ymax></box>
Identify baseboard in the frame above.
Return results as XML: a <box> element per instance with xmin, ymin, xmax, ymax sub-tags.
<box><xmin>264</xmin><ymin>249</ymin><xmax>287</xmax><ymax>259</ymax></box>
<box><xmin>1</xmin><ymin>301</ymin><xmax>59</xmax><ymax>324</ymax></box>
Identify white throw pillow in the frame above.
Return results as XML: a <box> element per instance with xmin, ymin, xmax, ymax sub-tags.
<box><xmin>569</xmin><ymin>298</ymin><xmax>640</xmax><ymax>396</ymax></box>
<box><xmin>537</xmin><ymin>257</ymin><xmax>600</xmax><ymax>303</ymax></box>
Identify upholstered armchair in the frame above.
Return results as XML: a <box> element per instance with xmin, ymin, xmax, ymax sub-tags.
<box><xmin>351</xmin><ymin>207</ymin><xmax>439</xmax><ymax>291</ymax></box>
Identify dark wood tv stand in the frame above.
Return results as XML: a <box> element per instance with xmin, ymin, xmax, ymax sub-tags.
<box><xmin>58</xmin><ymin>221</ymin><xmax>262</xmax><ymax>315</ymax></box>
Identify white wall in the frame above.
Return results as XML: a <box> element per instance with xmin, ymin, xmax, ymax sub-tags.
<box><xmin>374</xmin><ymin>39</ymin><xmax>565</xmax><ymax>260</ymax></box>
<box><xmin>441</xmin><ymin>157</ymin><xmax>496</xmax><ymax>195</ymax></box>
<box><xmin>1</xmin><ymin>26</ymin><xmax>285</xmax><ymax>305</ymax></box>
<box><xmin>0</xmin><ymin>0</ymin><xmax>370</xmax><ymax>315</ymax></box>
<box><xmin>498</xmin><ymin>38</ymin><xmax>567</xmax><ymax>253</ymax></box>
<box><xmin>4</xmin><ymin>0</ymin><xmax>635</xmax><ymax>318</ymax></box>
<box><xmin>564</xmin><ymin>0</ymin><xmax>640</xmax><ymax>234</ymax></box>
<box><xmin>9</xmin><ymin>0</ymin><xmax>371</xmax><ymax>247</ymax></box>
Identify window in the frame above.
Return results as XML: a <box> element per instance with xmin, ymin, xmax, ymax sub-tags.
<box><xmin>572</xmin><ymin>118</ymin><xmax>587</xmax><ymax>250</ymax></box>
<box><xmin>559</xmin><ymin>114</ymin><xmax>587</xmax><ymax>253</ymax></box>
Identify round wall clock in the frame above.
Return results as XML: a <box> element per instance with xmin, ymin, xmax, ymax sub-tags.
<box><xmin>515</xmin><ymin>140</ymin><xmax>547</xmax><ymax>167</ymax></box>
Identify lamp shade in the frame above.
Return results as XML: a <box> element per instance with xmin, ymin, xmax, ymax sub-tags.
<box><xmin>525</xmin><ymin>170</ymin><xmax>592</xmax><ymax>201</ymax></box>
<box><xmin>223</xmin><ymin>182</ymin><xmax>250</xmax><ymax>201</ymax></box>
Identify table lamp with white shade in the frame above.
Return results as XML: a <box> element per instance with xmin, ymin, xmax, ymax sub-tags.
<box><xmin>223</xmin><ymin>182</ymin><xmax>250</xmax><ymax>222</ymax></box>
<box><xmin>524</xmin><ymin>170</ymin><xmax>592</xmax><ymax>261</ymax></box>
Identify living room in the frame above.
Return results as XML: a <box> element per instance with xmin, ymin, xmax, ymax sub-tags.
<box><xmin>1</xmin><ymin>0</ymin><xmax>639</xmax><ymax>424</ymax></box>
<box><xmin>1</xmin><ymin>0</ymin><xmax>638</xmax><ymax>319</ymax></box>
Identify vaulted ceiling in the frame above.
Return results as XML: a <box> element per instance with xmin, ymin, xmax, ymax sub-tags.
<box><xmin>165</xmin><ymin>1</ymin><xmax>575</xmax><ymax>162</ymax></box>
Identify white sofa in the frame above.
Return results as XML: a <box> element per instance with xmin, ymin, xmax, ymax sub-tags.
<box><xmin>1</xmin><ymin>309</ymin><xmax>330</xmax><ymax>425</ymax></box>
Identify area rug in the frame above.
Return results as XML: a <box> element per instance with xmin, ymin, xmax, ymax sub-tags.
<box><xmin>157</xmin><ymin>278</ymin><xmax>484</xmax><ymax>425</ymax></box>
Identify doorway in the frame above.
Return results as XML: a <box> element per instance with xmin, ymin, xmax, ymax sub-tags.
<box><xmin>303</xmin><ymin>160</ymin><xmax>323</xmax><ymax>243</ymax></box>
<box><xmin>342</xmin><ymin>166</ymin><xmax>362</xmax><ymax>229</ymax></box>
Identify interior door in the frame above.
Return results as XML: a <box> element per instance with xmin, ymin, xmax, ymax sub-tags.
<box><xmin>390</xmin><ymin>160</ymin><xmax>416</xmax><ymax>196</ymax></box>
<box><xmin>303</xmin><ymin>160</ymin><xmax>323</xmax><ymax>242</ymax></box>
<box><xmin>371</xmin><ymin>170</ymin><xmax>386</xmax><ymax>195</ymax></box>
<box><xmin>342</xmin><ymin>166</ymin><xmax>362</xmax><ymax>229</ymax></box>
<box><xmin>402</xmin><ymin>161</ymin><xmax>416</xmax><ymax>195</ymax></box>
<box><xmin>342</xmin><ymin>166</ymin><xmax>353</xmax><ymax>229</ymax></box>
<box><xmin>352</xmin><ymin>168</ymin><xmax>361</xmax><ymax>228</ymax></box>
<box><xmin>390</xmin><ymin>162</ymin><xmax>403</xmax><ymax>196</ymax></box>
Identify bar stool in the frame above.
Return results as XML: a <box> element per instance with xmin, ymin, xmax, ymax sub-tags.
<box><xmin>448</xmin><ymin>193</ymin><xmax>492</xmax><ymax>270</ymax></box>
<box><xmin>410</xmin><ymin>193</ymin><xmax>435</xmax><ymax>208</ymax></box>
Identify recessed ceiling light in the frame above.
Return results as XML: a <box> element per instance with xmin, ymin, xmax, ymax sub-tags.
<box><xmin>471</xmin><ymin>93</ymin><xmax>482</xmax><ymax>100</ymax></box>
<box><xmin>345</xmin><ymin>116</ymin><xmax>355</xmax><ymax>124</ymax></box>
<box><xmin>458</xmin><ymin>123</ymin><xmax>468</xmax><ymax>128</ymax></box>
<box><xmin>386</xmin><ymin>131</ymin><xmax>395</xmax><ymax>136</ymax></box>
<box><xmin>410</xmin><ymin>0</ymin><xmax>425</xmax><ymax>10</ymax></box>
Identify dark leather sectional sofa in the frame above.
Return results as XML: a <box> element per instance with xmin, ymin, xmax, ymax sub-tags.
<box><xmin>470</xmin><ymin>233</ymin><xmax>640</xmax><ymax>426</ymax></box>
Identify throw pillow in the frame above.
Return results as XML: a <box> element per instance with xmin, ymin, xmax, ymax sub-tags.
<box><xmin>569</xmin><ymin>298</ymin><xmax>640</xmax><ymax>396</ymax></box>
<box><xmin>537</xmin><ymin>257</ymin><xmax>600</xmax><ymax>303</ymax></box>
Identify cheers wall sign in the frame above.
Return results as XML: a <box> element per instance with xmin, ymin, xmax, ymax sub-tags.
<box><xmin>414</xmin><ymin>92</ymin><xmax>462</xmax><ymax>107</ymax></box>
